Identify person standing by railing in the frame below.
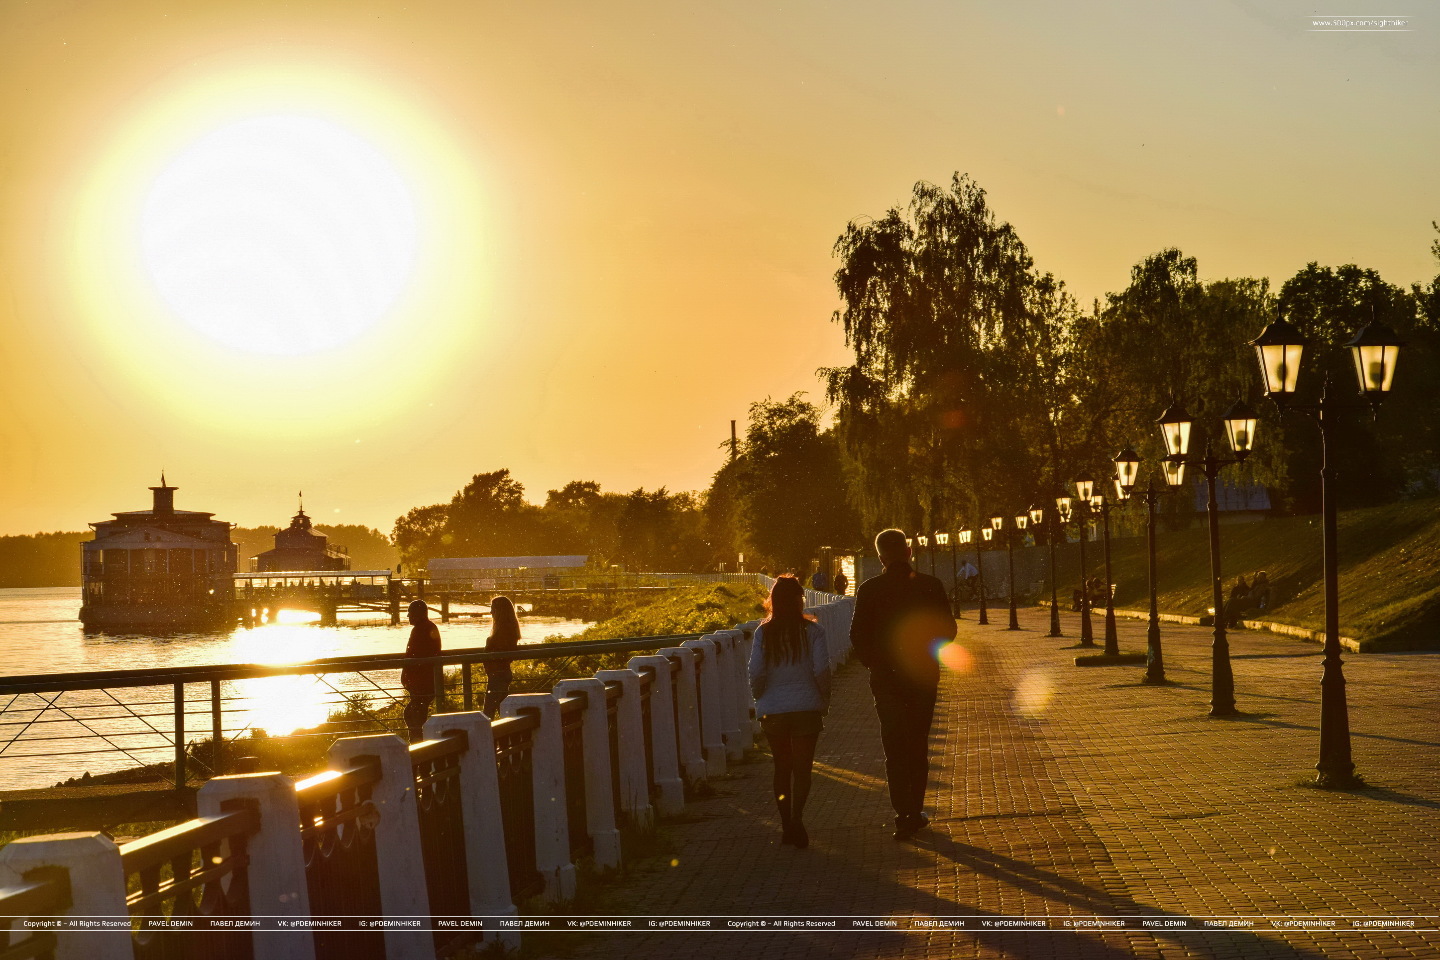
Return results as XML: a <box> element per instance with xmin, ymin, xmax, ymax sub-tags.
<box><xmin>402</xmin><ymin>599</ymin><xmax>442</xmax><ymax>742</ymax></box>
<box><xmin>748</xmin><ymin>574</ymin><xmax>831</xmax><ymax>849</ymax></box>
<box><xmin>483</xmin><ymin>595</ymin><xmax>521</xmax><ymax>716</ymax></box>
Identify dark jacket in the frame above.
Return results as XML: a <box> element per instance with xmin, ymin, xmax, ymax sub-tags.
<box><xmin>402</xmin><ymin>621</ymin><xmax>442</xmax><ymax>697</ymax></box>
<box><xmin>850</xmin><ymin>563</ymin><xmax>957</xmax><ymax>692</ymax></box>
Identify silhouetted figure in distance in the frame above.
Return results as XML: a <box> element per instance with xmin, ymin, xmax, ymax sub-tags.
<box><xmin>402</xmin><ymin>599</ymin><xmax>441</xmax><ymax>742</ymax></box>
<box><xmin>484</xmin><ymin>596</ymin><xmax>521</xmax><ymax>716</ymax></box>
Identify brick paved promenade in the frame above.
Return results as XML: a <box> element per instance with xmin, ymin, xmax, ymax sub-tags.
<box><xmin>557</xmin><ymin>608</ymin><xmax>1440</xmax><ymax>959</ymax></box>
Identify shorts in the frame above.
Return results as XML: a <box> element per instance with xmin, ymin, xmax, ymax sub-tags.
<box><xmin>760</xmin><ymin>710</ymin><xmax>824</xmax><ymax>738</ymax></box>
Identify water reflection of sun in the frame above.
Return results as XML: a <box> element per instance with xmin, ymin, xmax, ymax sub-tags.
<box><xmin>236</xmin><ymin>674</ymin><xmax>332</xmax><ymax>736</ymax></box>
<box><xmin>228</xmin><ymin>620</ymin><xmax>341</xmax><ymax>736</ymax></box>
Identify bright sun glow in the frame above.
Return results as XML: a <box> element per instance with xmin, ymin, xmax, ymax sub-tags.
<box><xmin>65</xmin><ymin>63</ymin><xmax>492</xmax><ymax>433</ymax></box>
<box><xmin>140</xmin><ymin>115</ymin><xmax>418</xmax><ymax>356</ymax></box>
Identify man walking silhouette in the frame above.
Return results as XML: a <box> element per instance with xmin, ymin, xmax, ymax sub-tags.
<box><xmin>851</xmin><ymin>528</ymin><xmax>957</xmax><ymax>840</ymax></box>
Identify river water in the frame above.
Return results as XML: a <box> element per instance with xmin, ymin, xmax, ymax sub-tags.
<box><xmin>0</xmin><ymin>587</ymin><xmax>592</xmax><ymax>791</ymax></box>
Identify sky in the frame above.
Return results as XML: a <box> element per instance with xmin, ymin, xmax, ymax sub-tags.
<box><xmin>1</xmin><ymin>0</ymin><xmax>1436</xmax><ymax>536</ymax></box>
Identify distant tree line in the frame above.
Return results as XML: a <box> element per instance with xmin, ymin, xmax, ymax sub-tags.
<box><xmin>391</xmin><ymin>471</ymin><xmax>715</xmax><ymax>575</ymax></box>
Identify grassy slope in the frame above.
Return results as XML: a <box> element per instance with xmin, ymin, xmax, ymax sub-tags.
<box><xmin>1062</xmin><ymin>496</ymin><xmax>1440</xmax><ymax>651</ymax></box>
<box><xmin>564</xmin><ymin>582</ymin><xmax>767</xmax><ymax>642</ymax></box>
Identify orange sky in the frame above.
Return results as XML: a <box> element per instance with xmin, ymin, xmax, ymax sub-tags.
<box><xmin>2</xmin><ymin>0</ymin><xmax>1436</xmax><ymax>536</ymax></box>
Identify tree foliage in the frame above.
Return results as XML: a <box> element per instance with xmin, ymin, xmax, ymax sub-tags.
<box><xmin>729</xmin><ymin>394</ymin><xmax>858</xmax><ymax>573</ymax></box>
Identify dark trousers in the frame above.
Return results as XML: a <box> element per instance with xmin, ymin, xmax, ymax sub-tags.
<box><xmin>871</xmin><ymin>679</ymin><xmax>938</xmax><ymax>820</ymax></box>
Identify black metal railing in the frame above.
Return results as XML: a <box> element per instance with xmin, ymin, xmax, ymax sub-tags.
<box><xmin>604</xmin><ymin>685</ymin><xmax>623</xmax><ymax>821</ymax></box>
<box><xmin>410</xmin><ymin>733</ymin><xmax>471</xmax><ymax>955</ymax></box>
<box><xmin>558</xmin><ymin>695</ymin><xmax>591</xmax><ymax>861</ymax></box>
<box><xmin>294</xmin><ymin>759</ymin><xmax>384</xmax><ymax>960</ymax></box>
<box><xmin>491</xmin><ymin>713</ymin><xmax>543</xmax><ymax>902</ymax></box>
<box><xmin>0</xmin><ymin>632</ymin><xmax>706</xmax><ymax>793</ymax></box>
<box><xmin>120</xmin><ymin>806</ymin><xmax>258</xmax><ymax>960</ymax></box>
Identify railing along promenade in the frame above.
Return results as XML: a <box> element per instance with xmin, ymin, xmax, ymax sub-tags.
<box><xmin>0</xmin><ymin>591</ymin><xmax>855</xmax><ymax>959</ymax></box>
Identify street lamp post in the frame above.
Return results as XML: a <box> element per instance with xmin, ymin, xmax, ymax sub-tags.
<box><xmin>1089</xmin><ymin>492</ymin><xmax>1120</xmax><ymax>655</ymax></box>
<box><xmin>1157</xmin><ymin>399</ymin><xmax>1259</xmax><ymax>718</ymax></box>
<box><xmin>937</xmin><ymin>532</ymin><xmax>957</xmax><ymax>616</ymax></box>
<box><xmin>1069</xmin><ymin>476</ymin><xmax>1097</xmax><ymax>647</ymax></box>
<box><xmin>979</xmin><ymin>525</ymin><xmax>994</xmax><ymax>625</ymax></box>
<box><xmin>917</xmin><ymin>534</ymin><xmax>933</xmax><ymax>579</ymax></box>
<box><xmin>1009</xmin><ymin>513</ymin><xmax>1028</xmax><ymax>630</ymax></box>
<box><xmin>1115</xmin><ymin>448</ymin><xmax>1187</xmax><ymax>684</ymax></box>
<box><xmin>990</xmin><ymin>514</ymin><xmax>1020</xmax><ymax>631</ymax></box>
<box><xmin>1249</xmin><ymin>316</ymin><xmax>1403</xmax><ymax>787</ymax></box>
<box><xmin>1031</xmin><ymin>504</ymin><xmax>1061</xmax><ymax>637</ymax></box>
<box><xmin>960</xmin><ymin>529</ymin><xmax>978</xmax><ymax>621</ymax></box>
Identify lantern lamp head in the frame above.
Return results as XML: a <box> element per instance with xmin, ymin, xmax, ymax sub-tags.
<box><xmin>1346</xmin><ymin>321</ymin><xmax>1404</xmax><ymax>404</ymax></box>
<box><xmin>1222</xmin><ymin>398</ymin><xmax>1259</xmax><ymax>460</ymax></box>
<box><xmin>1113</xmin><ymin>446</ymin><xmax>1141</xmax><ymax>493</ymax></box>
<box><xmin>1248</xmin><ymin>316</ymin><xmax>1306</xmax><ymax>402</ymax></box>
<box><xmin>1162</xmin><ymin>458</ymin><xmax>1187</xmax><ymax>488</ymax></box>
<box><xmin>1073</xmin><ymin>473</ymin><xmax>1095</xmax><ymax>502</ymax></box>
<box><xmin>1155</xmin><ymin>400</ymin><xmax>1194</xmax><ymax>459</ymax></box>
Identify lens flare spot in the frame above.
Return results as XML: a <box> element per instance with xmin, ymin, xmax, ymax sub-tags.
<box><xmin>1013</xmin><ymin>669</ymin><xmax>1056</xmax><ymax>717</ymax></box>
<box><xmin>937</xmin><ymin>641</ymin><xmax>974</xmax><ymax>674</ymax></box>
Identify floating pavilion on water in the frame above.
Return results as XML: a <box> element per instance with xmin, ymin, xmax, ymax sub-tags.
<box><xmin>79</xmin><ymin>477</ymin><xmax>237</xmax><ymax>631</ymax></box>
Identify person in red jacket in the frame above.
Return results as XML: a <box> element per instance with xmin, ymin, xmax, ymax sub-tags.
<box><xmin>850</xmin><ymin>528</ymin><xmax>957</xmax><ymax>840</ymax></box>
<box><xmin>401</xmin><ymin>599</ymin><xmax>441</xmax><ymax>742</ymax></box>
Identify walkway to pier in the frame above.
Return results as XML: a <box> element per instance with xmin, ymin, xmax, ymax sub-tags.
<box><xmin>571</xmin><ymin>608</ymin><xmax>1440</xmax><ymax>960</ymax></box>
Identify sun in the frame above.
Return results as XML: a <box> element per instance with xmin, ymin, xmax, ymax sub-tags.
<box><xmin>139</xmin><ymin>115</ymin><xmax>419</xmax><ymax>356</ymax></box>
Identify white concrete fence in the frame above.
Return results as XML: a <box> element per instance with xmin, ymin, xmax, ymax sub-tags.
<box><xmin>0</xmin><ymin>597</ymin><xmax>854</xmax><ymax>960</ymax></box>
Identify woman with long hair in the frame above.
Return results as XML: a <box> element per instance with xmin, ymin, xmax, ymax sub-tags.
<box><xmin>484</xmin><ymin>596</ymin><xmax>522</xmax><ymax>716</ymax></box>
<box><xmin>747</xmin><ymin>574</ymin><xmax>831</xmax><ymax>848</ymax></box>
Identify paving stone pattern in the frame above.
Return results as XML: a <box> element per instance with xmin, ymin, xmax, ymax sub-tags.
<box><xmin>553</xmin><ymin>609</ymin><xmax>1440</xmax><ymax>959</ymax></box>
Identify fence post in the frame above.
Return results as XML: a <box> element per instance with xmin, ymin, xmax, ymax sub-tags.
<box><xmin>737</xmin><ymin>624</ymin><xmax>760</xmax><ymax>742</ymax></box>
<box><xmin>592</xmin><ymin>670</ymin><xmax>655</xmax><ymax>829</ymax></box>
<box><xmin>701</xmin><ymin>634</ymin><xmax>743</xmax><ymax>762</ymax></box>
<box><xmin>197</xmin><ymin>773</ymin><xmax>315</xmax><ymax>960</ymax></box>
<box><xmin>719</xmin><ymin>628</ymin><xmax>754</xmax><ymax>755</ymax></box>
<box><xmin>552</xmin><ymin>680</ymin><xmax>622</xmax><ymax>868</ymax></box>
<box><xmin>0</xmin><ymin>834</ymin><xmax>132</xmax><ymax>960</ymax></box>
<box><xmin>421</xmin><ymin>712</ymin><xmax>520</xmax><ymax>950</ymax></box>
<box><xmin>328</xmin><ymin>735</ymin><xmax>431</xmax><ymax>960</ymax></box>
<box><xmin>210</xmin><ymin>679</ymin><xmax>225</xmax><ymax>776</ymax></box>
<box><xmin>173</xmin><ymin>682</ymin><xmax>186</xmax><ymax>787</ymax></box>
<box><xmin>832</xmin><ymin>597</ymin><xmax>855</xmax><ymax>662</ymax></box>
<box><xmin>680</xmin><ymin>638</ymin><xmax>726</xmax><ymax>777</ymax></box>
<box><xmin>626</xmin><ymin>656</ymin><xmax>683</xmax><ymax>817</ymax></box>
<box><xmin>659</xmin><ymin>647</ymin><xmax>706</xmax><ymax>784</ymax></box>
<box><xmin>497</xmin><ymin>694</ymin><xmax>576</xmax><ymax>903</ymax></box>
